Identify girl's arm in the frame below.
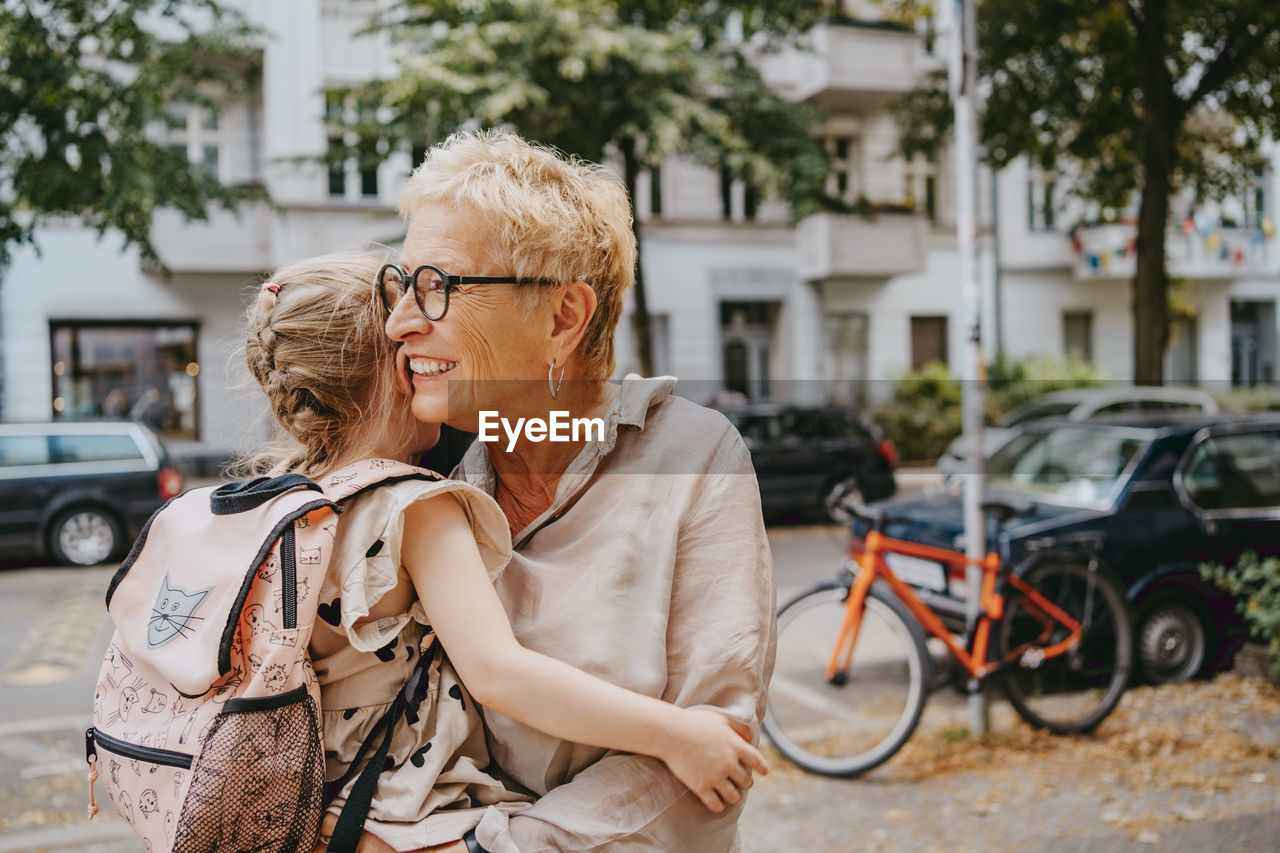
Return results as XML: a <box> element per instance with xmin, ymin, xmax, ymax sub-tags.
<box><xmin>401</xmin><ymin>494</ymin><xmax>767</xmax><ymax>813</ymax></box>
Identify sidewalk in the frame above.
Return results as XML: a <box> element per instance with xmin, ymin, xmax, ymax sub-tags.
<box><xmin>741</xmin><ymin>675</ymin><xmax>1280</xmax><ymax>851</ymax></box>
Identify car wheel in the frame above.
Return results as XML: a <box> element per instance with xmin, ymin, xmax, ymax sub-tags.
<box><xmin>49</xmin><ymin>507</ymin><xmax>121</xmax><ymax>566</ymax></box>
<box><xmin>1137</xmin><ymin>601</ymin><xmax>1207</xmax><ymax>684</ymax></box>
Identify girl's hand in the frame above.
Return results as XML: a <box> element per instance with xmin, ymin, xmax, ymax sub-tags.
<box><xmin>660</xmin><ymin>709</ymin><xmax>768</xmax><ymax>812</ymax></box>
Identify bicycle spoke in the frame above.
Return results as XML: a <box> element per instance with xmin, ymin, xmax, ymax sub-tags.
<box><xmin>999</xmin><ymin>561</ymin><xmax>1131</xmax><ymax>734</ymax></box>
<box><xmin>765</xmin><ymin>585</ymin><xmax>930</xmax><ymax>777</ymax></box>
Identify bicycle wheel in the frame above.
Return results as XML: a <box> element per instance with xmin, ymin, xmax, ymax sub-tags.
<box><xmin>999</xmin><ymin>560</ymin><xmax>1131</xmax><ymax>734</ymax></box>
<box><xmin>764</xmin><ymin>581</ymin><xmax>931</xmax><ymax>776</ymax></box>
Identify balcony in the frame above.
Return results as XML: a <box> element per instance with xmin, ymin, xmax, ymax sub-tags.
<box><xmin>1072</xmin><ymin>222</ymin><xmax>1278</xmax><ymax>281</ymax></box>
<box><xmin>760</xmin><ymin>21</ymin><xmax>926</xmax><ymax>112</ymax></box>
<box><xmin>150</xmin><ymin>204</ymin><xmax>272</xmax><ymax>273</ymax></box>
<box><xmin>796</xmin><ymin>211</ymin><xmax>927</xmax><ymax>280</ymax></box>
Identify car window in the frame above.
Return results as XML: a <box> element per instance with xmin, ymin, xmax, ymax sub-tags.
<box><xmin>780</xmin><ymin>411</ymin><xmax>827</xmax><ymax>441</ymax></box>
<box><xmin>50</xmin><ymin>433</ymin><xmax>145</xmax><ymax>464</ymax></box>
<box><xmin>999</xmin><ymin>402</ymin><xmax>1077</xmax><ymax>427</ymax></box>
<box><xmin>1092</xmin><ymin>401</ymin><xmax>1133</xmax><ymax>415</ymax></box>
<box><xmin>0</xmin><ymin>435</ymin><xmax>50</xmax><ymax>467</ymax></box>
<box><xmin>989</xmin><ymin>428</ymin><xmax>1148</xmax><ymax>506</ymax></box>
<box><xmin>1136</xmin><ymin>399</ymin><xmax>1205</xmax><ymax>412</ymax></box>
<box><xmin>1180</xmin><ymin>430</ymin><xmax>1280</xmax><ymax>511</ymax></box>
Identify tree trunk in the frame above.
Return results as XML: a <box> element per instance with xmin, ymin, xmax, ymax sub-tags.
<box><xmin>1132</xmin><ymin>0</ymin><xmax>1174</xmax><ymax>386</ymax></box>
<box><xmin>622</xmin><ymin>144</ymin><xmax>654</xmax><ymax>376</ymax></box>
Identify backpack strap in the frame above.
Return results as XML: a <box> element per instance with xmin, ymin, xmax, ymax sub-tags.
<box><xmin>326</xmin><ymin>637</ymin><xmax>440</xmax><ymax>853</ymax></box>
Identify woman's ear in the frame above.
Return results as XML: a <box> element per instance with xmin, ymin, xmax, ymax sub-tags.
<box><xmin>548</xmin><ymin>280</ymin><xmax>597</xmax><ymax>361</ymax></box>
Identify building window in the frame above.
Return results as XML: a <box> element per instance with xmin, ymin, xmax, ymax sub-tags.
<box><xmin>1027</xmin><ymin>171</ymin><xmax>1058</xmax><ymax>231</ymax></box>
<box><xmin>1243</xmin><ymin>174</ymin><xmax>1267</xmax><ymax>229</ymax></box>
<box><xmin>165</xmin><ymin>101</ymin><xmax>222</xmax><ymax>179</ymax></box>
<box><xmin>1063</xmin><ymin>311</ymin><xmax>1094</xmax><ymax>361</ymax></box>
<box><xmin>649</xmin><ymin>166</ymin><xmax>663</xmax><ymax>218</ymax></box>
<box><xmin>50</xmin><ymin>323</ymin><xmax>201</xmax><ymax>441</ymax></box>
<box><xmin>905</xmin><ymin>153</ymin><xmax>938</xmax><ymax>220</ymax></box>
<box><xmin>827</xmin><ymin>134</ymin><xmax>858</xmax><ymax>204</ymax></box>
<box><xmin>824</xmin><ymin>312</ymin><xmax>869</xmax><ymax>405</ymax></box>
<box><xmin>325</xmin><ymin>92</ymin><xmax>383</xmax><ymax>200</ymax></box>
<box><xmin>910</xmin><ymin>316</ymin><xmax>948</xmax><ymax>370</ymax></box>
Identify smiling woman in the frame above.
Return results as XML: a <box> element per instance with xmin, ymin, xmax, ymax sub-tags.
<box><xmin>383</xmin><ymin>130</ymin><xmax>776</xmax><ymax>852</ymax></box>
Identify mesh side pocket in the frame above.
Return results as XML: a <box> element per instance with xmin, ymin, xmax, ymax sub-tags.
<box><xmin>172</xmin><ymin>690</ymin><xmax>323</xmax><ymax>853</ymax></box>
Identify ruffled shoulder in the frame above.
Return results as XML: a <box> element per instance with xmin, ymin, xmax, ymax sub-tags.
<box><xmin>322</xmin><ymin>475</ymin><xmax>511</xmax><ymax>652</ymax></box>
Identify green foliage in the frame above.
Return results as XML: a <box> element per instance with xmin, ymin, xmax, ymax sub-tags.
<box><xmin>350</xmin><ymin>0</ymin><xmax>831</xmax><ymax>215</ymax></box>
<box><xmin>895</xmin><ymin>1</ymin><xmax>1280</xmax><ymax>207</ymax></box>
<box><xmin>1202</xmin><ymin>552</ymin><xmax>1280</xmax><ymax>680</ymax></box>
<box><xmin>986</xmin><ymin>353</ymin><xmax>1108</xmax><ymax>413</ymax></box>
<box><xmin>0</xmin><ymin>0</ymin><xmax>265</xmax><ymax>267</ymax></box>
<box><xmin>872</xmin><ymin>356</ymin><xmax>1108</xmax><ymax>463</ymax></box>
<box><xmin>872</xmin><ymin>362</ymin><xmax>962</xmax><ymax>463</ymax></box>
<box><xmin>1214</xmin><ymin>385</ymin><xmax>1280</xmax><ymax>414</ymax></box>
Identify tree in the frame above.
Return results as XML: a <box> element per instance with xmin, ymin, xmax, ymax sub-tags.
<box><xmin>0</xmin><ymin>0</ymin><xmax>264</xmax><ymax>268</ymax></box>
<box><xmin>345</xmin><ymin>0</ymin><xmax>831</xmax><ymax>375</ymax></box>
<box><xmin>894</xmin><ymin>0</ymin><xmax>1280</xmax><ymax>384</ymax></box>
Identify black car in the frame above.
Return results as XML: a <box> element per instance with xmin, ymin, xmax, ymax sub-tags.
<box><xmin>719</xmin><ymin>405</ymin><xmax>897</xmax><ymax>519</ymax></box>
<box><xmin>859</xmin><ymin>413</ymin><xmax>1280</xmax><ymax>684</ymax></box>
<box><xmin>0</xmin><ymin>421</ymin><xmax>184</xmax><ymax>565</ymax></box>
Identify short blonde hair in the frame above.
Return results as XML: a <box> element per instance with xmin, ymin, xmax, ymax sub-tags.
<box><xmin>240</xmin><ymin>252</ymin><xmax>415</xmax><ymax>478</ymax></box>
<box><xmin>400</xmin><ymin>130</ymin><xmax>636</xmax><ymax>380</ymax></box>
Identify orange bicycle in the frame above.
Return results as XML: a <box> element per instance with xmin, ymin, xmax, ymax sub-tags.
<box><xmin>764</xmin><ymin>496</ymin><xmax>1132</xmax><ymax>777</ymax></box>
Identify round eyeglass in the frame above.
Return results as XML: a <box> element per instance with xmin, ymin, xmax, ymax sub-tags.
<box><xmin>378</xmin><ymin>263</ymin><xmax>555</xmax><ymax>321</ymax></box>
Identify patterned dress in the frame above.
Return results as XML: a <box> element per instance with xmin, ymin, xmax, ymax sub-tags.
<box><xmin>312</xmin><ymin>476</ymin><xmax>530</xmax><ymax>850</ymax></box>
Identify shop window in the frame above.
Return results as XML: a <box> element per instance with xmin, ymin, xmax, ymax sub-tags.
<box><xmin>50</xmin><ymin>323</ymin><xmax>201</xmax><ymax>441</ymax></box>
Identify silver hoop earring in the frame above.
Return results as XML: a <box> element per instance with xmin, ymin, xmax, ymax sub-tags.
<box><xmin>548</xmin><ymin>359</ymin><xmax>567</xmax><ymax>401</ymax></box>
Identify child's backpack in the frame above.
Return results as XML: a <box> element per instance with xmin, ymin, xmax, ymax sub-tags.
<box><xmin>87</xmin><ymin>459</ymin><xmax>438</xmax><ymax>853</ymax></box>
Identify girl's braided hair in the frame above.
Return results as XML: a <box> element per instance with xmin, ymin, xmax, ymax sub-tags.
<box><xmin>240</xmin><ymin>252</ymin><xmax>415</xmax><ymax>478</ymax></box>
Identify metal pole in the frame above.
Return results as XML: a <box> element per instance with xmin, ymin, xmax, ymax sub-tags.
<box><xmin>949</xmin><ymin>0</ymin><xmax>988</xmax><ymax>734</ymax></box>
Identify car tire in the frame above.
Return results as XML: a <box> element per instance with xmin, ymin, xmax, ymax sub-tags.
<box><xmin>49</xmin><ymin>507</ymin><xmax>121</xmax><ymax>566</ymax></box>
<box><xmin>1137</xmin><ymin>600</ymin><xmax>1208</xmax><ymax>685</ymax></box>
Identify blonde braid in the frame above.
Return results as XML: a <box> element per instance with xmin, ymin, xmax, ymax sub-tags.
<box><xmin>237</xmin><ymin>252</ymin><xmax>413</xmax><ymax>479</ymax></box>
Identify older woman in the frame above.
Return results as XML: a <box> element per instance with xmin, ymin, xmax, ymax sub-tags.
<box><xmin>383</xmin><ymin>131</ymin><xmax>775</xmax><ymax>852</ymax></box>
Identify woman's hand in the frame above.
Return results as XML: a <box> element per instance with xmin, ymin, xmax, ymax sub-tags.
<box><xmin>659</xmin><ymin>709</ymin><xmax>768</xmax><ymax>813</ymax></box>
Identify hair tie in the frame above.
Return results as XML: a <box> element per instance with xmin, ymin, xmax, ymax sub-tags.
<box><xmin>262</xmin><ymin>282</ymin><xmax>281</xmax><ymax>294</ymax></box>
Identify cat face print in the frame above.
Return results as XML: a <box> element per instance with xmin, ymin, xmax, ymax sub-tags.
<box><xmin>148</xmin><ymin>575</ymin><xmax>212</xmax><ymax>648</ymax></box>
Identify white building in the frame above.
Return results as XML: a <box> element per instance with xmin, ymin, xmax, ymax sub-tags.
<box><xmin>2</xmin><ymin>1</ymin><xmax>1276</xmax><ymax>467</ymax></box>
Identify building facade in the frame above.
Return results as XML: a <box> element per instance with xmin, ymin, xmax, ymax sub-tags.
<box><xmin>2</xmin><ymin>1</ymin><xmax>1276</xmax><ymax>466</ymax></box>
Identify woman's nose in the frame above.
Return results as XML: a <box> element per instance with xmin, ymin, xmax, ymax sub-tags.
<box><xmin>385</xmin><ymin>290</ymin><xmax>429</xmax><ymax>340</ymax></box>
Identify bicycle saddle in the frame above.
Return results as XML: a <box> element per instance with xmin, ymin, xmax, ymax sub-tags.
<box><xmin>980</xmin><ymin>498</ymin><xmax>1036</xmax><ymax>522</ymax></box>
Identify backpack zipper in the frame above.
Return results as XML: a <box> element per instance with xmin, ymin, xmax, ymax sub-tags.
<box><xmin>88</xmin><ymin>728</ymin><xmax>193</xmax><ymax>769</ymax></box>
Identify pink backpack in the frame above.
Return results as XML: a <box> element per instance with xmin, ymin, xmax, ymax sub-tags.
<box><xmin>88</xmin><ymin>460</ymin><xmax>436</xmax><ymax>853</ymax></box>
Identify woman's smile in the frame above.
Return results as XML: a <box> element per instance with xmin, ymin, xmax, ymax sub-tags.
<box><xmin>407</xmin><ymin>356</ymin><xmax>459</xmax><ymax>380</ymax></box>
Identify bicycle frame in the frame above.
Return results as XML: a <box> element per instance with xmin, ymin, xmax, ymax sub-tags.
<box><xmin>827</xmin><ymin>529</ymin><xmax>1084</xmax><ymax>683</ymax></box>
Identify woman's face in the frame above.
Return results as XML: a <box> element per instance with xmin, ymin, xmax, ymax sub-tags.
<box><xmin>386</xmin><ymin>203</ymin><xmax>555</xmax><ymax>432</ymax></box>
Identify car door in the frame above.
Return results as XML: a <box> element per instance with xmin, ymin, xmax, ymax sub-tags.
<box><xmin>1176</xmin><ymin>425</ymin><xmax>1280</xmax><ymax>566</ymax></box>
<box><xmin>0</xmin><ymin>433</ymin><xmax>54</xmax><ymax>551</ymax></box>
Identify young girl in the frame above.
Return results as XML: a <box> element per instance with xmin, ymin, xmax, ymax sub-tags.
<box><xmin>242</xmin><ymin>252</ymin><xmax>766</xmax><ymax>852</ymax></box>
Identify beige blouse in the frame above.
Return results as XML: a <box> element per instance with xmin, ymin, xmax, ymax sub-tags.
<box><xmin>458</xmin><ymin>376</ymin><xmax>777</xmax><ymax>853</ymax></box>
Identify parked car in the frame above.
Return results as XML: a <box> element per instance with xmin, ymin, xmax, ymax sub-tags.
<box><xmin>938</xmin><ymin>385</ymin><xmax>1220</xmax><ymax>481</ymax></box>
<box><xmin>718</xmin><ymin>405</ymin><xmax>897</xmax><ymax>519</ymax></box>
<box><xmin>855</xmin><ymin>413</ymin><xmax>1280</xmax><ymax>684</ymax></box>
<box><xmin>0</xmin><ymin>421</ymin><xmax>184</xmax><ymax>566</ymax></box>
